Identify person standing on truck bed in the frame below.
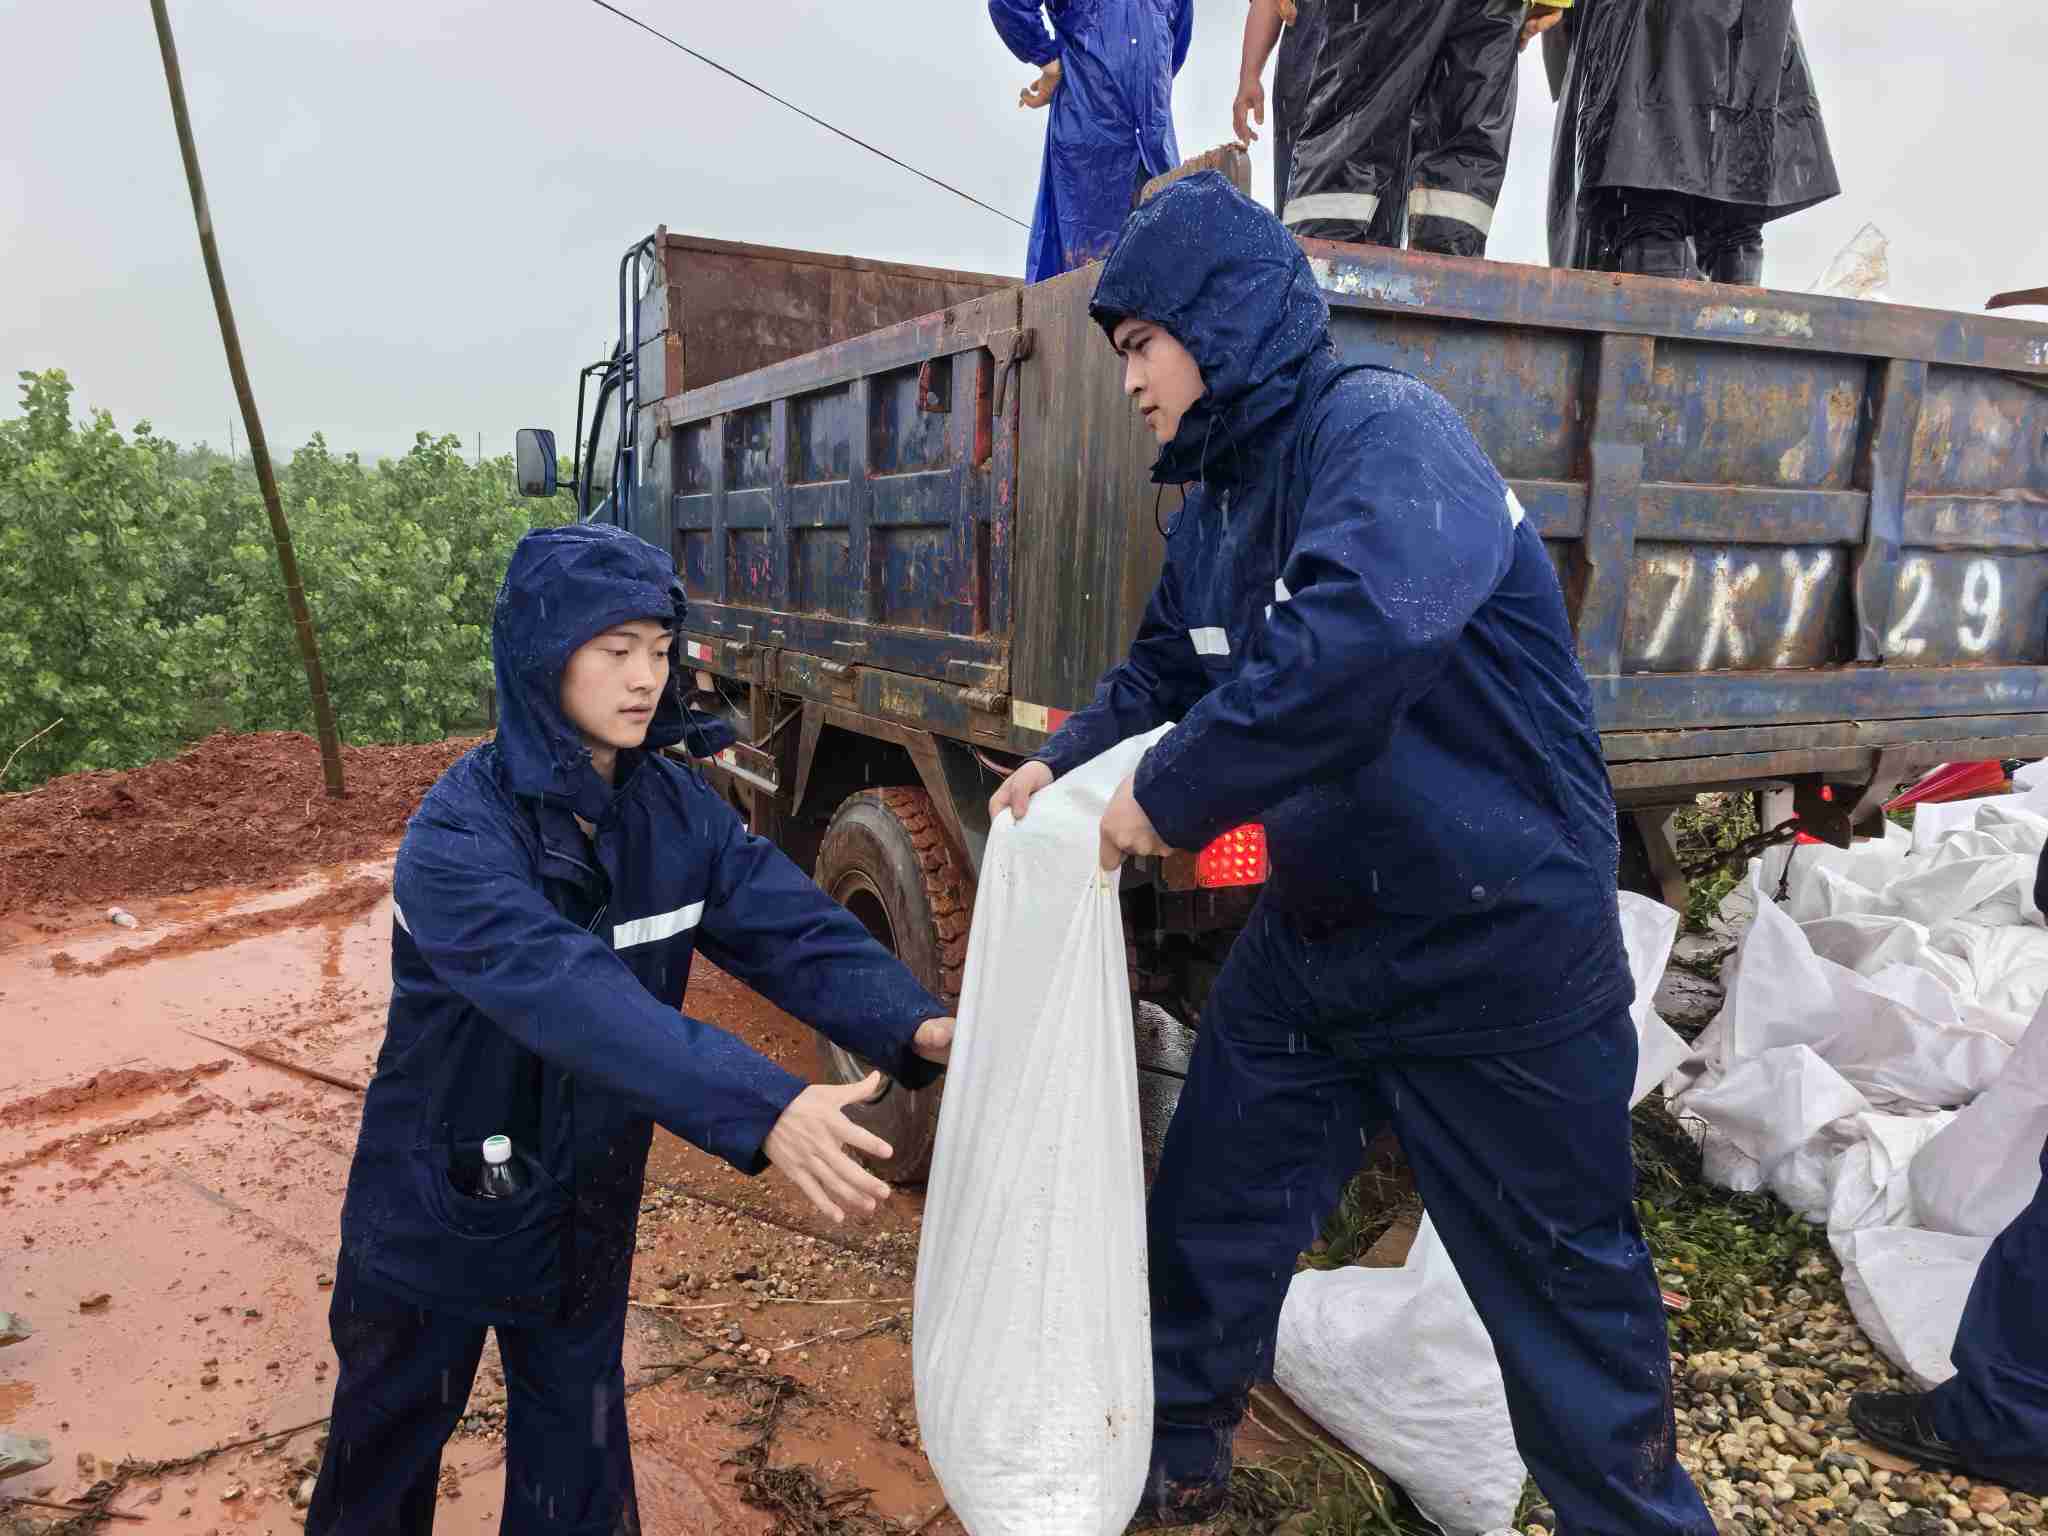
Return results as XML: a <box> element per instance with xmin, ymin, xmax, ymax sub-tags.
<box><xmin>1231</xmin><ymin>0</ymin><xmax>1559</xmax><ymax>258</ymax></box>
<box><xmin>991</xmin><ymin>0</ymin><xmax>1193</xmax><ymax>283</ymax></box>
<box><xmin>990</xmin><ymin>173</ymin><xmax>1713</xmax><ymax>1534</ymax></box>
<box><xmin>1543</xmin><ymin>0</ymin><xmax>1840</xmax><ymax>281</ymax></box>
<box><xmin>307</xmin><ymin>524</ymin><xmax>952</xmax><ymax>1536</ymax></box>
<box><xmin>1842</xmin><ymin>845</ymin><xmax>2048</xmax><ymax>1497</ymax></box>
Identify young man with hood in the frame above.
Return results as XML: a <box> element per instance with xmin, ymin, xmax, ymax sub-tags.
<box><xmin>308</xmin><ymin>524</ymin><xmax>952</xmax><ymax>1535</ymax></box>
<box><xmin>991</xmin><ymin>174</ymin><xmax>1712</xmax><ymax>1533</ymax></box>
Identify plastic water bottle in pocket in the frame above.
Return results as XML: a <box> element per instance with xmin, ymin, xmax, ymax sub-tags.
<box><xmin>475</xmin><ymin>1135</ymin><xmax>525</xmax><ymax>1199</ymax></box>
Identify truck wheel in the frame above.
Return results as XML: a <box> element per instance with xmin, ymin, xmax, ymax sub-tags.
<box><xmin>811</xmin><ymin>788</ymin><xmax>970</xmax><ymax>1184</ymax></box>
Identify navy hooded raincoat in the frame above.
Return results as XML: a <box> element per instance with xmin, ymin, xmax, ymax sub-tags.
<box><xmin>1034</xmin><ymin>172</ymin><xmax>1631</xmax><ymax>1054</ymax></box>
<box><xmin>1037</xmin><ymin>177</ymin><xmax>1714</xmax><ymax>1536</ymax></box>
<box><xmin>335</xmin><ymin>524</ymin><xmax>945</xmax><ymax>1326</ymax></box>
<box><xmin>990</xmin><ymin>0</ymin><xmax>1193</xmax><ymax>283</ymax></box>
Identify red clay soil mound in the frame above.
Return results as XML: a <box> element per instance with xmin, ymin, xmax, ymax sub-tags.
<box><xmin>0</xmin><ymin>731</ymin><xmax>479</xmax><ymax>918</ymax></box>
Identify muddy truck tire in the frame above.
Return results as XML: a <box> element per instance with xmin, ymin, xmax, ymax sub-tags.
<box><xmin>811</xmin><ymin>788</ymin><xmax>970</xmax><ymax>1184</ymax></box>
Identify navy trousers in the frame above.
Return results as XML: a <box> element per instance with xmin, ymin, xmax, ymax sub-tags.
<box><xmin>307</xmin><ymin>1250</ymin><xmax>638</xmax><ymax>1535</ymax></box>
<box><xmin>1146</xmin><ymin>905</ymin><xmax>1712</xmax><ymax>1535</ymax></box>
<box><xmin>1931</xmin><ymin>1132</ymin><xmax>2048</xmax><ymax>1487</ymax></box>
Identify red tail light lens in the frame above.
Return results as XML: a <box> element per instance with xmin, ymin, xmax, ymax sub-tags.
<box><xmin>1196</xmin><ymin>824</ymin><xmax>1268</xmax><ymax>888</ymax></box>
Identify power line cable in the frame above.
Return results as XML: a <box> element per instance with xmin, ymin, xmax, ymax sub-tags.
<box><xmin>578</xmin><ymin>0</ymin><xmax>1030</xmax><ymax>231</ymax></box>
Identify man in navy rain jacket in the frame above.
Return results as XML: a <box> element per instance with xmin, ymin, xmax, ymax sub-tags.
<box><xmin>991</xmin><ymin>0</ymin><xmax>1192</xmax><ymax>283</ymax></box>
<box><xmin>308</xmin><ymin>524</ymin><xmax>951</xmax><ymax>1535</ymax></box>
<box><xmin>1843</xmin><ymin>846</ymin><xmax>2048</xmax><ymax>1496</ymax></box>
<box><xmin>991</xmin><ymin>174</ymin><xmax>1712</xmax><ymax>1533</ymax></box>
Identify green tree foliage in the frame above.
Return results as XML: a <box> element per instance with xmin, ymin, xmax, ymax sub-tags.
<box><xmin>0</xmin><ymin>369</ymin><xmax>576</xmax><ymax>788</ymax></box>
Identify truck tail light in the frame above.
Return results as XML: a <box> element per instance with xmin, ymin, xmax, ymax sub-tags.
<box><xmin>1196</xmin><ymin>824</ymin><xmax>1268</xmax><ymax>888</ymax></box>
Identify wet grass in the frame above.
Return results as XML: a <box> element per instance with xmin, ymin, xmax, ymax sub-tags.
<box><xmin>1671</xmin><ymin>794</ymin><xmax>1760</xmax><ymax>932</ymax></box>
<box><xmin>1214</xmin><ymin>1434</ymin><xmax>1547</xmax><ymax>1536</ymax></box>
<box><xmin>1302</xmin><ymin>1148</ymin><xmax>1419</xmax><ymax>1275</ymax></box>
<box><xmin>1215</xmin><ymin>1437</ymin><xmax>1431</xmax><ymax>1536</ymax></box>
<box><xmin>1632</xmin><ymin>1097</ymin><xmax>1831</xmax><ymax>1353</ymax></box>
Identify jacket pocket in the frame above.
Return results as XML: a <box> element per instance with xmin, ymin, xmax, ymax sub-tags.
<box><xmin>418</xmin><ymin>1139</ymin><xmax>566</xmax><ymax>1241</ymax></box>
<box><xmin>364</xmin><ymin>1139</ymin><xmax>570</xmax><ymax>1315</ymax></box>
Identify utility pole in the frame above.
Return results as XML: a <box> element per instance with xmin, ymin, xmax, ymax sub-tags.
<box><xmin>151</xmin><ymin>0</ymin><xmax>345</xmax><ymax>796</ymax></box>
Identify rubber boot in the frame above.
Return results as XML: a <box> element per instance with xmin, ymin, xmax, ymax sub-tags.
<box><xmin>1410</xmin><ymin>214</ymin><xmax>1487</xmax><ymax>258</ymax></box>
<box><xmin>1610</xmin><ymin>192</ymin><xmax>1698</xmax><ymax>280</ymax></box>
<box><xmin>1617</xmin><ymin>236</ymin><xmax>1698</xmax><ymax>280</ymax></box>
<box><xmin>1704</xmin><ymin>239</ymin><xmax>1765</xmax><ymax>285</ymax></box>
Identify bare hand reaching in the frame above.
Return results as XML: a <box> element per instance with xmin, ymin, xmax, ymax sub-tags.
<box><xmin>989</xmin><ymin>759</ymin><xmax>1054</xmax><ymax>823</ymax></box>
<box><xmin>1520</xmin><ymin>4</ymin><xmax>1564</xmax><ymax>52</ymax></box>
<box><xmin>763</xmin><ymin>1074</ymin><xmax>895</xmax><ymax>1225</ymax></box>
<box><xmin>1233</xmin><ymin>75</ymin><xmax>1266</xmax><ymax>146</ymax></box>
<box><xmin>912</xmin><ymin>1017</ymin><xmax>954</xmax><ymax>1065</ymax></box>
<box><xmin>1099</xmin><ymin>772</ymin><xmax>1171</xmax><ymax>870</ymax></box>
<box><xmin>1019</xmin><ymin>58</ymin><xmax>1062</xmax><ymax>110</ymax></box>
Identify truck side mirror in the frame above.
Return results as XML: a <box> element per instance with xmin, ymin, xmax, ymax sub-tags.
<box><xmin>514</xmin><ymin>428</ymin><xmax>558</xmax><ymax>497</ymax></box>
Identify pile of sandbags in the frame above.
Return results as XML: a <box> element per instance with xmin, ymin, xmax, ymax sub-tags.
<box><xmin>1669</xmin><ymin>776</ymin><xmax>2048</xmax><ymax>1386</ymax></box>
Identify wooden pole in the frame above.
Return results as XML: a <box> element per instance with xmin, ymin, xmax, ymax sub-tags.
<box><xmin>150</xmin><ymin>0</ymin><xmax>345</xmax><ymax>797</ymax></box>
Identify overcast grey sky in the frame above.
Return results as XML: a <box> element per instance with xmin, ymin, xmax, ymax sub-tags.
<box><xmin>3</xmin><ymin>1</ymin><xmax>2043</xmax><ymax>461</ymax></box>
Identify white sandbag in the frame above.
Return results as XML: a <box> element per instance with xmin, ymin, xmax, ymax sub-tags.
<box><xmin>1275</xmin><ymin>1221</ymin><xmax>1525</xmax><ymax>1535</ymax></box>
<box><xmin>1825</xmin><ymin>1112</ymin><xmax>1956</xmax><ymax>1234</ymax></box>
<box><xmin>1770</xmin><ymin>1135</ymin><xmax>1852</xmax><ymax>1223</ymax></box>
<box><xmin>914</xmin><ymin>730</ymin><xmax>1161</xmax><ymax>1536</ymax></box>
<box><xmin>1832</xmin><ymin>1226</ymin><xmax>1991</xmax><ymax>1389</ymax></box>
<box><xmin>1673</xmin><ymin>1044</ymin><xmax>1868</xmax><ymax>1178</ymax></box>
<box><xmin>1272</xmin><ymin>896</ymin><xmax>1684</xmax><ymax>1533</ymax></box>
<box><xmin>1927</xmin><ymin>921</ymin><xmax>2048</xmax><ymax>1022</ymax></box>
<box><xmin>1699</xmin><ymin>1123</ymin><xmax>1765</xmax><ymax>1193</ymax></box>
<box><xmin>1889</xmin><ymin>834</ymin><xmax>2035</xmax><ymax>929</ymax></box>
<box><xmin>1754</xmin><ymin>822</ymin><xmax>1912</xmax><ymax>922</ymax></box>
<box><xmin>1910</xmin><ymin>796</ymin><xmax>2010</xmax><ymax>854</ymax></box>
<box><xmin>1621</xmin><ymin>892</ymin><xmax>1695</xmax><ymax>1100</ymax></box>
<box><xmin>1799</xmin><ymin>912</ymin><xmax>1944</xmax><ymax>982</ymax></box>
<box><xmin>1971</xmin><ymin>801</ymin><xmax>2048</xmax><ymax>857</ymax></box>
<box><xmin>1826</xmin><ymin>963</ymin><xmax>2013</xmax><ymax>1109</ymax></box>
<box><xmin>1910</xmin><ymin>995</ymin><xmax>2048</xmax><ymax>1237</ymax></box>
<box><xmin>1704</xmin><ymin>874</ymin><xmax>2013</xmax><ymax>1109</ymax></box>
<box><xmin>1693</xmin><ymin>870</ymin><xmax>1849</xmax><ymax>1071</ymax></box>
<box><xmin>2016</xmin><ymin>760</ymin><xmax>2048</xmax><ymax>794</ymax></box>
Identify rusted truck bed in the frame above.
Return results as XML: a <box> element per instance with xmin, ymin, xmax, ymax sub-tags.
<box><xmin>633</xmin><ymin>233</ymin><xmax>2048</xmax><ymax>835</ymax></box>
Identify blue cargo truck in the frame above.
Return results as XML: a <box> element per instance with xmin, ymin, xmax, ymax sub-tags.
<box><xmin>519</xmin><ymin>160</ymin><xmax>2048</xmax><ymax>1178</ymax></box>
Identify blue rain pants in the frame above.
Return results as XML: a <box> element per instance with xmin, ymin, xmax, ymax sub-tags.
<box><xmin>307</xmin><ymin>1250</ymin><xmax>637</xmax><ymax>1535</ymax></box>
<box><xmin>1145</xmin><ymin>902</ymin><xmax>1714</xmax><ymax>1535</ymax></box>
<box><xmin>1930</xmin><ymin>1130</ymin><xmax>2048</xmax><ymax>1489</ymax></box>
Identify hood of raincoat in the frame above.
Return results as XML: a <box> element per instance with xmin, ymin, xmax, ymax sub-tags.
<box><xmin>1089</xmin><ymin>171</ymin><xmax>1334</xmax><ymax>486</ymax></box>
<box><xmin>490</xmin><ymin>523</ymin><xmax>711</xmax><ymax>823</ymax></box>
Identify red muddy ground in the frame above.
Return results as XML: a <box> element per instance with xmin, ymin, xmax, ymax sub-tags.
<box><xmin>0</xmin><ymin>737</ymin><xmax>1287</xmax><ymax>1534</ymax></box>
<box><xmin>0</xmin><ymin>855</ymin><xmax>981</xmax><ymax>1534</ymax></box>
